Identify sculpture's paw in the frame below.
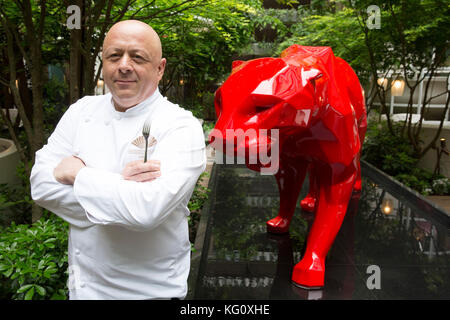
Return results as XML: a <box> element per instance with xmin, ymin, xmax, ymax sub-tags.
<box><xmin>351</xmin><ymin>189</ymin><xmax>362</xmax><ymax>199</ymax></box>
<box><xmin>266</xmin><ymin>216</ymin><xmax>290</xmax><ymax>234</ymax></box>
<box><xmin>300</xmin><ymin>196</ymin><xmax>316</xmax><ymax>212</ymax></box>
<box><xmin>292</xmin><ymin>256</ymin><xmax>325</xmax><ymax>289</ymax></box>
<box><xmin>353</xmin><ymin>179</ymin><xmax>362</xmax><ymax>192</ymax></box>
<box><xmin>351</xmin><ymin>179</ymin><xmax>362</xmax><ymax>199</ymax></box>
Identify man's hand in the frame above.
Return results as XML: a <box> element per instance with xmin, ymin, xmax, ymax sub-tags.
<box><xmin>122</xmin><ymin>160</ymin><xmax>161</xmax><ymax>182</ymax></box>
<box><xmin>53</xmin><ymin>156</ymin><xmax>86</xmax><ymax>185</ymax></box>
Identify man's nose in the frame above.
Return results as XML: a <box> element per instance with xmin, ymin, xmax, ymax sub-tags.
<box><xmin>118</xmin><ymin>54</ymin><xmax>132</xmax><ymax>73</ymax></box>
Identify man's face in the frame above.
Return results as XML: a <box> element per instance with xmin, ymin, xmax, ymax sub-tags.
<box><xmin>102</xmin><ymin>24</ymin><xmax>166</xmax><ymax>111</ymax></box>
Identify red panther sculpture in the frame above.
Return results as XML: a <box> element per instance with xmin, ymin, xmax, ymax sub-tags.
<box><xmin>210</xmin><ymin>45</ymin><xmax>367</xmax><ymax>288</ymax></box>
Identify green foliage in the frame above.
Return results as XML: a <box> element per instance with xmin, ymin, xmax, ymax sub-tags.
<box><xmin>275</xmin><ymin>5</ymin><xmax>370</xmax><ymax>84</ymax></box>
<box><xmin>0</xmin><ymin>183</ymin><xmax>32</xmax><ymax>226</ymax></box>
<box><xmin>275</xmin><ymin>0</ymin><xmax>449</xmax><ymax>87</ymax></box>
<box><xmin>0</xmin><ymin>160</ymin><xmax>36</xmax><ymax>226</ymax></box>
<box><xmin>363</xmin><ymin>121</ymin><xmax>416</xmax><ymax>175</ymax></box>
<box><xmin>0</xmin><ymin>214</ymin><xmax>69</xmax><ymax>300</ymax></box>
<box><xmin>395</xmin><ymin>173</ymin><xmax>432</xmax><ymax>195</ymax></box>
<box><xmin>153</xmin><ymin>0</ymin><xmax>263</xmax><ymax>115</ymax></box>
<box><xmin>362</xmin><ymin>120</ymin><xmax>447</xmax><ymax>195</ymax></box>
<box><xmin>251</xmin><ymin>8</ymin><xmax>289</xmax><ymax>46</ymax></box>
<box><xmin>188</xmin><ymin>172</ymin><xmax>211</xmax><ymax>214</ymax></box>
<box><xmin>43</xmin><ymin>76</ymin><xmax>69</xmax><ymax>121</ymax></box>
<box><xmin>432</xmin><ymin>178</ymin><xmax>450</xmax><ymax>196</ymax></box>
<box><xmin>202</xmin><ymin>120</ymin><xmax>215</xmax><ymax>144</ymax></box>
<box><xmin>275</xmin><ymin>0</ymin><xmax>299</xmax><ymax>7</ymax></box>
<box><xmin>188</xmin><ymin>172</ymin><xmax>211</xmax><ymax>244</ymax></box>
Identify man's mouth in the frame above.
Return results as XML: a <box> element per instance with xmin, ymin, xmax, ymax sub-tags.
<box><xmin>115</xmin><ymin>79</ymin><xmax>136</xmax><ymax>84</ymax></box>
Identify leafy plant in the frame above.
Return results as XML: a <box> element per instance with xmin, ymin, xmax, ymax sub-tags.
<box><xmin>202</xmin><ymin>121</ymin><xmax>216</xmax><ymax>144</ymax></box>
<box><xmin>0</xmin><ymin>214</ymin><xmax>69</xmax><ymax>300</ymax></box>
<box><xmin>188</xmin><ymin>172</ymin><xmax>211</xmax><ymax>244</ymax></box>
<box><xmin>432</xmin><ymin>178</ymin><xmax>450</xmax><ymax>195</ymax></box>
<box><xmin>363</xmin><ymin>121</ymin><xmax>417</xmax><ymax>175</ymax></box>
<box><xmin>362</xmin><ymin>120</ymin><xmax>447</xmax><ymax>195</ymax></box>
<box><xmin>0</xmin><ymin>180</ymin><xmax>33</xmax><ymax>226</ymax></box>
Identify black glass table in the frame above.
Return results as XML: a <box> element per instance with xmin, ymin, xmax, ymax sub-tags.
<box><xmin>189</xmin><ymin>161</ymin><xmax>450</xmax><ymax>300</ymax></box>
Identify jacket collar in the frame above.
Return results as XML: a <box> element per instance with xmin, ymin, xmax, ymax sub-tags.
<box><xmin>108</xmin><ymin>89</ymin><xmax>162</xmax><ymax>119</ymax></box>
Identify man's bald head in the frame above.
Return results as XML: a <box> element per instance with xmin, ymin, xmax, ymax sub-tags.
<box><xmin>102</xmin><ymin>20</ymin><xmax>166</xmax><ymax>111</ymax></box>
<box><xmin>103</xmin><ymin>20</ymin><xmax>163</xmax><ymax>63</ymax></box>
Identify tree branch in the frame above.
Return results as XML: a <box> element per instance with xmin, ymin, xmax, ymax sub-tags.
<box><xmin>420</xmin><ymin>93</ymin><xmax>450</xmax><ymax>159</ymax></box>
<box><xmin>2</xmin><ymin>19</ymin><xmax>34</xmax><ymax>158</ymax></box>
<box><xmin>38</xmin><ymin>0</ymin><xmax>47</xmax><ymax>44</ymax></box>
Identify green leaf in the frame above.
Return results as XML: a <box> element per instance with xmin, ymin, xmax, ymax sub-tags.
<box><xmin>43</xmin><ymin>238</ymin><xmax>56</xmax><ymax>243</ymax></box>
<box><xmin>24</xmin><ymin>287</ymin><xmax>35</xmax><ymax>300</ymax></box>
<box><xmin>35</xmin><ymin>285</ymin><xmax>46</xmax><ymax>296</ymax></box>
<box><xmin>4</xmin><ymin>267</ymin><xmax>14</xmax><ymax>277</ymax></box>
<box><xmin>38</xmin><ymin>260</ymin><xmax>45</xmax><ymax>270</ymax></box>
<box><xmin>0</xmin><ymin>264</ymin><xmax>9</xmax><ymax>271</ymax></box>
<box><xmin>43</xmin><ymin>267</ymin><xmax>57</xmax><ymax>278</ymax></box>
<box><xmin>50</xmin><ymin>289</ymin><xmax>67</xmax><ymax>300</ymax></box>
<box><xmin>17</xmin><ymin>284</ymin><xmax>33</xmax><ymax>293</ymax></box>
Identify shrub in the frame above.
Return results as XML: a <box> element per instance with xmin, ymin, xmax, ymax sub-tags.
<box><xmin>0</xmin><ymin>214</ymin><xmax>69</xmax><ymax>300</ymax></box>
<box><xmin>432</xmin><ymin>178</ymin><xmax>450</xmax><ymax>195</ymax></box>
<box><xmin>363</xmin><ymin>121</ymin><xmax>417</xmax><ymax>176</ymax></box>
<box><xmin>362</xmin><ymin>120</ymin><xmax>446</xmax><ymax>195</ymax></box>
<box><xmin>188</xmin><ymin>172</ymin><xmax>211</xmax><ymax>244</ymax></box>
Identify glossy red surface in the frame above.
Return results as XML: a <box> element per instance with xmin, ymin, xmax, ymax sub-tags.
<box><xmin>210</xmin><ymin>45</ymin><xmax>367</xmax><ymax>288</ymax></box>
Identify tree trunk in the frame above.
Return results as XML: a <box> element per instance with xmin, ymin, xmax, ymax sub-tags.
<box><xmin>69</xmin><ymin>0</ymin><xmax>83</xmax><ymax>104</ymax></box>
<box><xmin>32</xmin><ymin>203</ymin><xmax>43</xmax><ymax>223</ymax></box>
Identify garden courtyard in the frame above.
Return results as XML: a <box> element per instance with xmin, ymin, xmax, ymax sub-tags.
<box><xmin>0</xmin><ymin>0</ymin><xmax>449</xmax><ymax>300</ymax></box>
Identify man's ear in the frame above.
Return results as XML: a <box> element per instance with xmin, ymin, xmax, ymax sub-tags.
<box><xmin>158</xmin><ymin>58</ymin><xmax>167</xmax><ymax>78</ymax></box>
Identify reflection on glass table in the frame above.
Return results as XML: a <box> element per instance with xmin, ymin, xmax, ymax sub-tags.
<box><xmin>193</xmin><ymin>164</ymin><xmax>450</xmax><ymax>300</ymax></box>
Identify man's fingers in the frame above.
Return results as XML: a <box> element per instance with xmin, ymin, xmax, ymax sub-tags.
<box><xmin>122</xmin><ymin>159</ymin><xmax>160</xmax><ymax>178</ymax></box>
<box><xmin>122</xmin><ymin>159</ymin><xmax>161</xmax><ymax>181</ymax></box>
<box><xmin>124</xmin><ymin>170</ymin><xmax>161</xmax><ymax>182</ymax></box>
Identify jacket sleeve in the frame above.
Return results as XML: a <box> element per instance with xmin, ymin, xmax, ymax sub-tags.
<box><xmin>30</xmin><ymin>100</ymin><xmax>95</xmax><ymax>228</ymax></box>
<box><xmin>72</xmin><ymin>118</ymin><xmax>206</xmax><ymax>232</ymax></box>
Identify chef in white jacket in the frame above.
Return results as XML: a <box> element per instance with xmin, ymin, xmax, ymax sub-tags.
<box><xmin>30</xmin><ymin>20</ymin><xmax>206</xmax><ymax>299</ymax></box>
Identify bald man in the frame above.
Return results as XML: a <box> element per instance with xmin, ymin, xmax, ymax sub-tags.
<box><xmin>30</xmin><ymin>20</ymin><xmax>206</xmax><ymax>299</ymax></box>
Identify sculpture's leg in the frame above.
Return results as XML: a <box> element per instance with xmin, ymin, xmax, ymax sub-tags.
<box><xmin>292</xmin><ymin>165</ymin><xmax>356</xmax><ymax>288</ymax></box>
<box><xmin>300</xmin><ymin>164</ymin><xmax>318</xmax><ymax>212</ymax></box>
<box><xmin>267</xmin><ymin>161</ymin><xmax>308</xmax><ymax>234</ymax></box>
<box><xmin>353</xmin><ymin>157</ymin><xmax>362</xmax><ymax>193</ymax></box>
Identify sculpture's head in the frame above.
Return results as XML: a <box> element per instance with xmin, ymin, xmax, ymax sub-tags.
<box><xmin>209</xmin><ymin>45</ymin><xmax>332</xmax><ymax>168</ymax></box>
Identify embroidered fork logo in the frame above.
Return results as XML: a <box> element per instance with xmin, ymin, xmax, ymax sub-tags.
<box><xmin>131</xmin><ymin>135</ymin><xmax>157</xmax><ymax>149</ymax></box>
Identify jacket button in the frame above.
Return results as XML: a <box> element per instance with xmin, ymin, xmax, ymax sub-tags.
<box><xmin>75</xmin><ymin>249</ymin><xmax>80</xmax><ymax>255</ymax></box>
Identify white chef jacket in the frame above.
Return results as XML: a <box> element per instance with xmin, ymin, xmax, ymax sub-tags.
<box><xmin>30</xmin><ymin>89</ymin><xmax>206</xmax><ymax>299</ymax></box>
